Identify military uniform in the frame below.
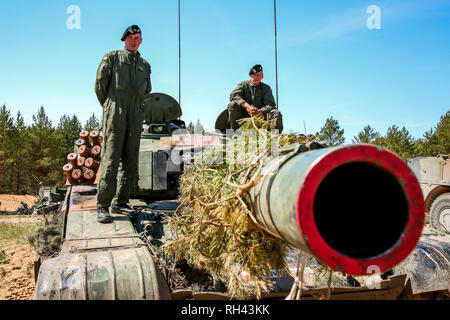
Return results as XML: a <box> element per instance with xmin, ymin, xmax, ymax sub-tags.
<box><xmin>228</xmin><ymin>80</ymin><xmax>283</xmax><ymax>131</ymax></box>
<box><xmin>95</xmin><ymin>48</ymin><xmax>151</xmax><ymax>209</ymax></box>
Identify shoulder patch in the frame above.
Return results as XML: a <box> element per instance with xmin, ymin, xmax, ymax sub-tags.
<box><xmin>103</xmin><ymin>56</ymin><xmax>108</xmax><ymax>61</ymax></box>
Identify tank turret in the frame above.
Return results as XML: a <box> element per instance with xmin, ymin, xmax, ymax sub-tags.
<box><xmin>134</xmin><ymin>93</ymin><xmax>186</xmax><ymax>200</ymax></box>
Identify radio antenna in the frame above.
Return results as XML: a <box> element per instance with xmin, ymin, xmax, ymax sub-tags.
<box><xmin>178</xmin><ymin>0</ymin><xmax>182</xmax><ymax>109</ymax></box>
<box><xmin>274</xmin><ymin>0</ymin><xmax>279</xmax><ymax>109</ymax></box>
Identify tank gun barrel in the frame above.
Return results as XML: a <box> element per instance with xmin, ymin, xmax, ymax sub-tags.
<box><xmin>250</xmin><ymin>144</ymin><xmax>425</xmax><ymax>275</ymax></box>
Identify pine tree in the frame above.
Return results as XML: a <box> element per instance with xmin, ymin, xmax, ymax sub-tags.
<box><xmin>194</xmin><ymin>119</ymin><xmax>205</xmax><ymax>134</ymax></box>
<box><xmin>186</xmin><ymin>121</ymin><xmax>194</xmax><ymax>134</ymax></box>
<box><xmin>9</xmin><ymin>112</ymin><xmax>31</xmax><ymax>194</ymax></box>
<box><xmin>84</xmin><ymin>113</ymin><xmax>101</xmax><ymax>132</ymax></box>
<box><xmin>57</xmin><ymin>114</ymin><xmax>82</xmax><ymax>156</ymax></box>
<box><xmin>352</xmin><ymin>125</ymin><xmax>380</xmax><ymax>144</ymax></box>
<box><xmin>0</xmin><ymin>105</ymin><xmax>14</xmax><ymax>193</ymax></box>
<box><xmin>316</xmin><ymin>117</ymin><xmax>345</xmax><ymax>146</ymax></box>
<box><xmin>415</xmin><ymin>111</ymin><xmax>450</xmax><ymax>156</ymax></box>
<box><xmin>375</xmin><ymin>125</ymin><xmax>417</xmax><ymax>160</ymax></box>
<box><xmin>28</xmin><ymin>106</ymin><xmax>64</xmax><ymax>193</ymax></box>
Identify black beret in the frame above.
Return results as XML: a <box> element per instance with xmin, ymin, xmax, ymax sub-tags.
<box><xmin>121</xmin><ymin>25</ymin><xmax>142</xmax><ymax>41</ymax></box>
<box><xmin>249</xmin><ymin>64</ymin><xmax>263</xmax><ymax>75</ymax></box>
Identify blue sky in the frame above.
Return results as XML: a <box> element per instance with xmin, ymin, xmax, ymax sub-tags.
<box><xmin>0</xmin><ymin>0</ymin><xmax>449</xmax><ymax>142</ymax></box>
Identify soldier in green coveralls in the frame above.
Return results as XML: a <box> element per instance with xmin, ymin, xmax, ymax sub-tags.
<box><xmin>227</xmin><ymin>64</ymin><xmax>283</xmax><ymax>132</ymax></box>
<box><xmin>94</xmin><ymin>25</ymin><xmax>151</xmax><ymax>223</ymax></box>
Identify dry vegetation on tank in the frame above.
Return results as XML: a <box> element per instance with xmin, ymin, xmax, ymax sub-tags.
<box><xmin>162</xmin><ymin>116</ymin><xmax>318</xmax><ymax>299</ymax></box>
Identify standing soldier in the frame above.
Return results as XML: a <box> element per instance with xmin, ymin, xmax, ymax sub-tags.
<box><xmin>221</xmin><ymin>64</ymin><xmax>283</xmax><ymax>132</ymax></box>
<box><xmin>94</xmin><ymin>25</ymin><xmax>151</xmax><ymax>223</ymax></box>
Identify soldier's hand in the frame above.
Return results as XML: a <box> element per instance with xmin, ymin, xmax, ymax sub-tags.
<box><xmin>248</xmin><ymin>106</ymin><xmax>262</xmax><ymax>116</ymax></box>
<box><xmin>252</xmin><ymin>109</ymin><xmax>263</xmax><ymax>116</ymax></box>
<box><xmin>245</xmin><ymin>104</ymin><xmax>258</xmax><ymax>114</ymax></box>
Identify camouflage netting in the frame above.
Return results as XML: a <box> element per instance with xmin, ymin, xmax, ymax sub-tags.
<box><xmin>162</xmin><ymin>116</ymin><xmax>317</xmax><ymax>299</ymax></box>
<box><xmin>28</xmin><ymin>209</ymin><xmax>63</xmax><ymax>258</ymax></box>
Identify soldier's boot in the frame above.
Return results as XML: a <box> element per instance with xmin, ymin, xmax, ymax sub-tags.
<box><xmin>110</xmin><ymin>203</ymin><xmax>137</xmax><ymax>219</ymax></box>
<box><xmin>97</xmin><ymin>207</ymin><xmax>113</xmax><ymax>223</ymax></box>
<box><xmin>266</xmin><ymin>110</ymin><xmax>284</xmax><ymax>133</ymax></box>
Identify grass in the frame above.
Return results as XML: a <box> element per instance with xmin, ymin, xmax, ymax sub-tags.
<box><xmin>0</xmin><ymin>215</ymin><xmax>42</xmax><ymax>220</ymax></box>
<box><xmin>0</xmin><ymin>221</ymin><xmax>42</xmax><ymax>264</ymax></box>
<box><xmin>0</xmin><ymin>222</ymin><xmax>43</xmax><ymax>245</ymax></box>
<box><xmin>0</xmin><ymin>248</ymin><xmax>8</xmax><ymax>264</ymax></box>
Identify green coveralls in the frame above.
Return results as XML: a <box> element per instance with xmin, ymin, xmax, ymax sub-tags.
<box><xmin>228</xmin><ymin>80</ymin><xmax>283</xmax><ymax>131</ymax></box>
<box><xmin>94</xmin><ymin>48</ymin><xmax>151</xmax><ymax>208</ymax></box>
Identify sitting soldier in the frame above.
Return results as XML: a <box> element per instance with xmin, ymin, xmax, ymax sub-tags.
<box><xmin>216</xmin><ymin>64</ymin><xmax>283</xmax><ymax>133</ymax></box>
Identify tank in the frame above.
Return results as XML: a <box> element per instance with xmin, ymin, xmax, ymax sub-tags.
<box><xmin>33</xmin><ymin>93</ymin><xmax>448</xmax><ymax>300</ymax></box>
<box><xmin>407</xmin><ymin>154</ymin><xmax>450</xmax><ymax>233</ymax></box>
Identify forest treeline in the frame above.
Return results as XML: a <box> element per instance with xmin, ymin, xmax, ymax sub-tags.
<box><xmin>315</xmin><ymin>111</ymin><xmax>449</xmax><ymax>160</ymax></box>
<box><xmin>0</xmin><ymin>104</ymin><xmax>448</xmax><ymax>195</ymax></box>
<box><xmin>0</xmin><ymin>105</ymin><xmax>101</xmax><ymax>195</ymax></box>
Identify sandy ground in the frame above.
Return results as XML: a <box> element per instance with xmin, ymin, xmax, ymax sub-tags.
<box><xmin>0</xmin><ymin>243</ymin><xmax>37</xmax><ymax>300</ymax></box>
<box><xmin>0</xmin><ymin>215</ymin><xmax>44</xmax><ymax>300</ymax></box>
